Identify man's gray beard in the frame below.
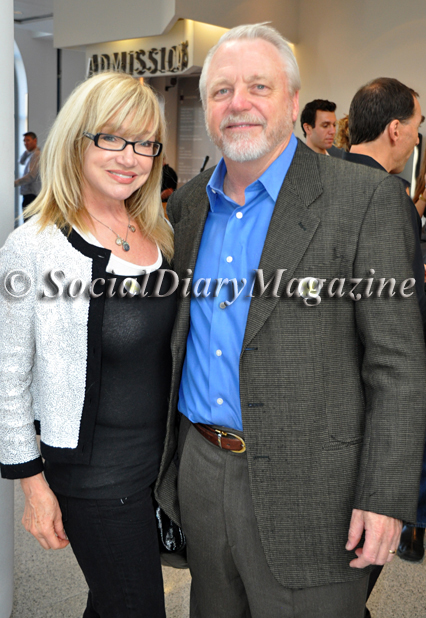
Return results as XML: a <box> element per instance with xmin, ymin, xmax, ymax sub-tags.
<box><xmin>206</xmin><ymin>113</ymin><xmax>293</xmax><ymax>163</ymax></box>
<box><xmin>220</xmin><ymin>132</ymin><xmax>273</xmax><ymax>162</ymax></box>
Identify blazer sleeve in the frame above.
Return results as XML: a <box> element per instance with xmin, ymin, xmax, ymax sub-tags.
<box><xmin>352</xmin><ymin>174</ymin><xmax>426</xmax><ymax>522</ymax></box>
<box><xmin>0</xmin><ymin>233</ymin><xmax>44</xmax><ymax>479</ymax></box>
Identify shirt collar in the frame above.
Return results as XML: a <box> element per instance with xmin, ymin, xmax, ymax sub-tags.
<box><xmin>206</xmin><ymin>133</ymin><xmax>298</xmax><ymax>210</ymax></box>
<box><xmin>206</xmin><ymin>159</ymin><xmax>227</xmax><ymax>211</ymax></box>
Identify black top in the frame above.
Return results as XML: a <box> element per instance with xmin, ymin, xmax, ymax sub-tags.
<box><xmin>45</xmin><ymin>247</ymin><xmax>177</xmax><ymax>499</ymax></box>
<box><xmin>342</xmin><ymin>151</ymin><xmax>426</xmax><ymax>335</ymax></box>
<box><xmin>327</xmin><ymin>145</ymin><xmax>346</xmax><ymax>159</ymax></box>
<box><xmin>342</xmin><ymin>151</ymin><xmax>387</xmax><ymax>171</ymax></box>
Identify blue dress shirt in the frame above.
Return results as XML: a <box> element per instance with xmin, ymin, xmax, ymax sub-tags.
<box><xmin>178</xmin><ymin>134</ymin><xmax>298</xmax><ymax>430</ymax></box>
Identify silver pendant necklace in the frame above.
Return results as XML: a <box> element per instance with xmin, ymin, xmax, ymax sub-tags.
<box><xmin>88</xmin><ymin>211</ymin><xmax>136</xmax><ymax>252</ymax></box>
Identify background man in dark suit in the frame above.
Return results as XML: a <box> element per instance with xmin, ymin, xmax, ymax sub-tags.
<box><xmin>343</xmin><ymin>77</ymin><xmax>426</xmax><ymax>617</ymax></box>
<box><xmin>345</xmin><ymin>78</ymin><xmax>423</xmax><ymax>175</ymax></box>
<box><xmin>155</xmin><ymin>24</ymin><xmax>426</xmax><ymax>618</ymax></box>
<box><xmin>343</xmin><ymin>78</ymin><xmax>426</xmax><ymax>351</ymax></box>
<box><xmin>300</xmin><ymin>98</ymin><xmax>337</xmax><ymax>155</ymax></box>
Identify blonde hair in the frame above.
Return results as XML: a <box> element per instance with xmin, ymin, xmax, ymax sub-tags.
<box><xmin>334</xmin><ymin>114</ymin><xmax>350</xmax><ymax>152</ymax></box>
<box><xmin>26</xmin><ymin>71</ymin><xmax>173</xmax><ymax>261</ymax></box>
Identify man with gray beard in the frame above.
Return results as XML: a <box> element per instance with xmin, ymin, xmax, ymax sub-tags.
<box><xmin>155</xmin><ymin>23</ymin><xmax>426</xmax><ymax>618</ymax></box>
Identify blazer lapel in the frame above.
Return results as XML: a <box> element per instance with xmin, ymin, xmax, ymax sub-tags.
<box><xmin>173</xmin><ymin>173</ymin><xmax>213</xmax><ymax>276</ymax></box>
<box><xmin>243</xmin><ymin>143</ymin><xmax>323</xmax><ymax>350</ymax></box>
<box><xmin>172</xmin><ymin>181</ymin><xmax>211</xmax><ymax>350</ymax></box>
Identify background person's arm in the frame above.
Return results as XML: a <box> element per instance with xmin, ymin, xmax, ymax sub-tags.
<box><xmin>14</xmin><ymin>150</ymin><xmax>40</xmax><ymax>187</ymax></box>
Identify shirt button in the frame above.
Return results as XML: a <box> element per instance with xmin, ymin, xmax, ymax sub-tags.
<box><xmin>226</xmin><ymin>256</ymin><xmax>233</xmax><ymax>263</ymax></box>
<box><xmin>217</xmin><ymin>398</ymin><xmax>224</xmax><ymax>405</ymax></box>
<box><xmin>236</xmin><ymin>212</ymin><xmax>243</xmax><ymax>219</ymax></box>
<box><xmin>219</xmin><ymin>302</ymin><xmax>227</xmax><ymax>309</ymax></box>
<box><xmin>216</xmin><ymin>349</ymin><xmax>222</xmax><ymax>356</ymax></box>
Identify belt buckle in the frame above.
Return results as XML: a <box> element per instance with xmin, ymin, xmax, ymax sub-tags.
<box><xmin>213</xmin><ymin>428</ymin><xmax>246</xmax><ymax>454</ymax></box>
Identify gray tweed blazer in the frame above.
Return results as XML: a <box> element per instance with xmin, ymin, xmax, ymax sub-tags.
<box><xmin>155</xmin><ymin>140</ymin><xmax>426</xmax><ymax>587</ymax></box>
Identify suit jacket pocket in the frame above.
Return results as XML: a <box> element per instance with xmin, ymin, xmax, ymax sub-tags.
<box><xmin>322</xmin><ymin>435</ymin><xmax>364</xmax><ymax>451</ymax></box>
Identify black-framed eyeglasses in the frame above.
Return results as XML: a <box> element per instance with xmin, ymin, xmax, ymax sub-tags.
<box><xmin>83</xmin><ymin>132</ymin><xmax>163</xmax><ymax>157</ymax></box>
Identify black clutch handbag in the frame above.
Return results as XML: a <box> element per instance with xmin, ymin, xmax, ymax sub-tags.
<box><xmin>155</xmin><ymin>505</ymin><xmax>188</xmax><ymax>569</ymax></box>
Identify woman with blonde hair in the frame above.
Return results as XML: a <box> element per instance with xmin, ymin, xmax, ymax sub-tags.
<box><xmin>334</xmin><ymin>114</ymin><xmax>350</xmax><ymax>152</ymax></box>
<box><xmin>0</xmin><ymin>71</ymin><xmax>175</xmax><ymax>617</ymax></box>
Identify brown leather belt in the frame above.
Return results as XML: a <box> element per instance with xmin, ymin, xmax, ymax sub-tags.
<box><xmin>193</xmin><ymin>423</ymin><xmax>246</xmax><ymax>453</ymax></box>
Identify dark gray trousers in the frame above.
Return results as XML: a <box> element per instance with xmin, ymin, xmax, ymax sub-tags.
<box><xmin>178</xmin><ymin>416</ymin><xmax>369</xmax><ymax>618</ymax></box>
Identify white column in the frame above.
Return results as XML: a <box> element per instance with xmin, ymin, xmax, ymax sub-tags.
<box><xmin>0</xmin><ymin>0</ymin><xmax>15</xmax><ymax>247</ymax></box>
<box><xmin>0</xmin><ymin>480</ymin><xmax>13</xmax><ymax>618</ymax></box>
<box><xmin>0</xmin><ymin>4</ymin><xmax>15</xmax><ymax>617</ymax></box>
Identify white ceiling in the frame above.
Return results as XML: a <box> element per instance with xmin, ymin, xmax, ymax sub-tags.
<box><xmin>14</xmin><ymin>0</ymin><xmax>53</xmax><ymax>20</ymax></box>
<box><xmin>14</xmin><ymin>0</ymin><xmax>53</xmax><ymax>36</ymax></box>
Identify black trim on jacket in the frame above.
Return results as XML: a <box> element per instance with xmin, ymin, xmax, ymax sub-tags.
<box><xmin>40</xmin><ymin>229</ymin><xmax>111</xmax><ymax>466</ymax></box>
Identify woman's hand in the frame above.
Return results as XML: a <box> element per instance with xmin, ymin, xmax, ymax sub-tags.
<box><xmin>20</xmin><ymin>473</ymin><xmax>69</xmax><ymax>550</ymax></box>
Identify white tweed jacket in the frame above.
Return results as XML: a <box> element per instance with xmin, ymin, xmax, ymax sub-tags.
<box><xmin>0</xmin><ymin>219</ymin><xmax>93</xmax><ymax>476</ymax></box>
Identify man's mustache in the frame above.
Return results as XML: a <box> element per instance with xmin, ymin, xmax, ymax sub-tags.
<box><xmin>219</xmin><ymin>114</ymin><xmax>267</xmax><ymax>131</ymax></box>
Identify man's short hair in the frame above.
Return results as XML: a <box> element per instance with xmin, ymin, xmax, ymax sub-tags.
<box><xmin>199</xmin><ymin>23</ymin><xmax>301</xmax><ymax>108</ymax></box>
<box><xmin>349</xmin><ymin>78</ymin><xmax>419</xmax><ymax>145</ymax></box>
<box><xmin>23</xmin><ymin>132</ymin><xmax>37</xmax><ymax>140</ymax></box>
<box><xmin>300</xmin><ymin>100</ymin><xmax>336</xmax><ymax>137</ymax></box>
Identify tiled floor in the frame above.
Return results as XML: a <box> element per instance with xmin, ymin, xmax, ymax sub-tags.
<box><xmin>10</xmin><ymin>480</ymin><xmax>426</xmax><ymax>617</ymax></box>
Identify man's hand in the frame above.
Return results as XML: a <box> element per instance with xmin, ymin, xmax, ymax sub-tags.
<box><xmin>20</xmin><ymin>473</ymin><xmax>69</xmax><ymax>550</ymax></box>
<box><xmin>346</xmin><ymin>508</ymin><xmax>402</xmax><ymax>568</ymax></box>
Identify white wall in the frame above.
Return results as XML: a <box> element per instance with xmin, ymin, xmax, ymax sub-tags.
<box><xmin>14</xmin><ymin>30</ymin><xmax>57</xmax><ymax>146</ymax></box>
<box><xmin>0</xmin><ymin>2</ymin><xmax>15</xmax><ymax>613</ymax></box>
<box><xmin>176</xmin><ymin>0</ymin><xmax>299</xmax><ymax>42</ymax></box>
<box><xmin>294</xmin><ymin>0</ymin><xmax>426</xmax><ymax>142</ymax></box>
<box><xmin>62</xmin><ymin>48</ymin><xmax>88</xmax><ymax>103</ymax></box>
<box><xmin>14</xmin><ymin>29</ymin><xmax>86</xmax><ymax>148</ymax></box>
<box><xmin>0</xmin><ymin>1</ymin><xmax>15</xmax><ymax>247</ymax></box>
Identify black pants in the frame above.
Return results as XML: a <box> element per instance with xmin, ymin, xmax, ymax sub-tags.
<box><xmin>22</xmin><ymin>194</ymin><xmax>36</xmax><ymax>208</ymax></box>
<box><xmin>55</xmin><ymin>486</ymin><xmax>166</xmax><ymax>618</ymax></box>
